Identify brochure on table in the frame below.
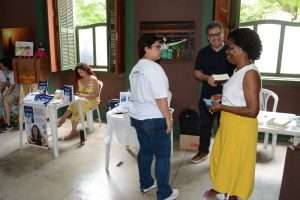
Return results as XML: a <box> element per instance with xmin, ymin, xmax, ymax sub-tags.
<box><xmin>23</xmin><ymin>92</ymin><xmax>54</xmax><ymax>106</ymax></box>
<box><xmin>63</xmin><ymin>85</ymin><xmax>74</xmax><ymax>102</ymax></box>
<box><xmin>38</xmin><ymin>80</ymin><xmax>48</xmax><ymax>94</ymax></box>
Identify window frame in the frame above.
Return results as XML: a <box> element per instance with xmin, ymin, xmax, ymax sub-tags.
<box><xmin>240</xmin><ymin>20</ymin><xmax>300</xmax><ymax>78</ymax></box>
<box><xmin>47</xmin><ymin>0</ymin><xmax>126</xmax><ymax>74</ymax></box>
<box><xmin>75</xmin><ymin>23</ymin><xmax>109</xmax><ymax>71</ymax></box>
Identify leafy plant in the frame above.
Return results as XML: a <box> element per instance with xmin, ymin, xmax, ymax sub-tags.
<box><xmin>10</xmin><ymin>112</ymin><xmax>18</xmax><ymax>128</ymax></box>
<box><xmin>75</xmin><ymin>0</ymin><xmax>106</xmax><ymax>26</ymax></box>
<box><xmin>277</xmin><ymin>0</ymin><xmax>300</xmax><ymax>20</ymax></box>
<box><xmin>240</xmin><ymin>0</ymin><xmax>300</xmax><ymax>22</ymax></box>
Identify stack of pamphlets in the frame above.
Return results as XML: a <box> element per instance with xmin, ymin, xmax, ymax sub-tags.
<box><xmin>33</xmin><ymin>94</ymin><xmax>54</xmax><ymax>106</ymax></box>
<box><xmin>266</xmin><ymin>117</ymin><xmax>291</xmax><ymax>128</ymax></box>
<box><xmin>212</xmin><ymin>73</ymin><xmax>230</xmax><ymax>85</ymax></box>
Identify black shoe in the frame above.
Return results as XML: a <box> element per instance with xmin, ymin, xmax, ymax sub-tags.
<box><xmin>79</xmin><ymin>130</ymin><xmax>86</xmax><ymax>145</ymax></box>
<box><xmin>0</xmin><ymin>123</ymin><xmax>7</xmax><ymax>129</ymax></box>
<box><xmin>3</xmin><ymin>124</ymin><xmax>13</xmax><ymax>132</ymax></box>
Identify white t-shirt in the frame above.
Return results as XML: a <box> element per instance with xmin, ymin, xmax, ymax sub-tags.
<box><xmin>222</xmin><ymin>64</ymin><xmax>259</xmax><ymax>107</ymax></box>
<box><xmin>0</xmin><ymin>70</ymin><xmax>6</xmax><ymax>83</ymax></box>
<box><xmin>129</xmin><ymin>58</ymin><xmax>169</xmax><ymax>120</ymax></box>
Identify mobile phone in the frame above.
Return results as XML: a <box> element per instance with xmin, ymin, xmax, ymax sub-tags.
<box><xmin>203</xmin><ymin>98</ymin><xmax>213</xmax><ymax>107</ymax></box>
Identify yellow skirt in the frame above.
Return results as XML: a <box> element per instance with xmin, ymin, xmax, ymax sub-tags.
<box><xmin>210</xmin><ymin>111</ymin><xmax>258</xmax><ymax>200</ymax></box>
<box><xmin>67</xmin><ymin>98</ymin><xmax>98</xmax><ymax>122</ymax></box>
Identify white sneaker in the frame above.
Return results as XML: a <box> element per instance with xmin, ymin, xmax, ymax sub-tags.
<box><xmin>141</xmin><ymin>181</ymin><xmax>157</xmax><ymax>193</ymax></box>
<box><xmin>164</xmin><ymin>189</ymin><xmax>179</xmax><ymax>200</ymax></box>
<box><xmin>215</xmin><ymin>193</ymin><xmax>226</xmax><ymax>200</ymax></box>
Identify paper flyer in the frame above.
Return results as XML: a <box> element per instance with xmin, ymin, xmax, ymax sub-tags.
<box><xmin>33</xmin><ymin>94</ymin><xmax>54</xmax><ymax>106</ymax></box>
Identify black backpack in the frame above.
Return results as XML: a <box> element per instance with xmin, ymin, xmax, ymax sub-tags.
<box><xmin>179</xmin><ymin>108</ymin><xmax>200</xmax><ymax>135</ymax></box>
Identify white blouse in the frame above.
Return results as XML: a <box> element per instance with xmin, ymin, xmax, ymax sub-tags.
<box><xmin>222</xmin><ymin>63</ymin><xmax>260</xmax><ymax>107</ymax></box>
<box><xmin>129</xmin><ymin>59</ymin><xmax>169</xmax><ymax>120</ymax></box>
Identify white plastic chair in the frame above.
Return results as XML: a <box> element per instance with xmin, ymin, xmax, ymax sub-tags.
<box><xmin>86</xmin><ymin>80</ymin><xmax>103</xmax><ymax>131</ymax></box>
<box><xmin>259</xmin><ymin>88</ymin><xmax>279</xmax><ymax>157</ymax></box>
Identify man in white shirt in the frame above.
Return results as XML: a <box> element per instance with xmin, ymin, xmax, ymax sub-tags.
<box><xmin>129</xmin><ymin>34</ymin><xmax>178</xmax><ymax>200</ymax></box>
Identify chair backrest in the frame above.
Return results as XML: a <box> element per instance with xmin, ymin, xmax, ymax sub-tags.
<box><xmin>98</xmin><ymin>80</ymin><xmax>103</xmax><ymax>103</ymax></box>
<box><xmin>260</xmin><ymin>88</ymin><xmax>279</xmax><ymax>112</ymax></box>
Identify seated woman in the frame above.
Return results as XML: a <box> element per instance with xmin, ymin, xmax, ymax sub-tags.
<box><xmin>58</xmin><ymin>63</ymin><xmax>100</xmax><ymax>140</ymax></box>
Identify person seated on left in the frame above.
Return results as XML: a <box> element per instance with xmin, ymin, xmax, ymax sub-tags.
<box><xmin>0</xmin><ymin>60</ymin><xmax>7</xmax><ymax>125</ymax></box>
<box><xmin>0</xmin><ymin>57</ymin><xmax>20</xmax><ymax>132</ymax></box>
<box><xmin>58</xmin><ymin>63</ymin><xmax>100</xmax><ymax>140</ymax></box>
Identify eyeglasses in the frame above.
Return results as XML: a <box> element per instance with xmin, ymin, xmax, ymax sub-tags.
<box><xmin>207</xmin><ymin>32</ymin><xmax>222</xmax><ymax>37</ymax></box>
<box><xmin>151</xmin><ymin>44</ymin><xmax>161</xmax><ymax>49</ymax></box>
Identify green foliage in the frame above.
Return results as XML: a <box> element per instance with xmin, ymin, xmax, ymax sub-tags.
<box><xmin>277</xmin><ymin>0</ymin><xmax>300</xmax><ymax>20</ymax></box>
<box><xmin>240</xmin><ymin>0</ymin><xmax>300</xmax><ymax>22</ymax></box>
<box><xmin>10</xmin><ymin>112</ymin><xmax>18</xmax><ymax>128</ymax></box>
<box><xmin>278</xmin><ymin>0</ymin><xmax>300</xmax><ymax>7</ymax></box>
<box><xmin>75</xmin><ymin>0</ymin><xmax>106</xmax><ymax>26</ymax></box>
<box><xmin>240</xmin><ymin>0</ymin><xmax>280</xmax><ymax>22</ymax></box>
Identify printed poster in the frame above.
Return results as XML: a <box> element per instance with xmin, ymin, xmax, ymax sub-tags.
<box><xmin>15</xmin><ymin>41</ymin><xmax>34</xmax><ymax>57</ymax></box>
<box><xmin>24</xmin><ymin>105</ymin><xmax>48</xmax><ymax>147</ymax></box>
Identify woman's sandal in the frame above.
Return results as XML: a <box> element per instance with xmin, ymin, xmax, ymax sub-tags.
<box><xmin>202</xmin><ymin>189</ymin><xmax>218</xmax><ymax>200</ymax></box>
<box><xmin>203</xmin><ymin>190</ymin><xmax>239</xmax><ymax>200</ymax></box>
<box><xmin>226</xmin><ymin>195</ymin><xmax>239</xmax><ymax>200</ymax></box>
<box><xmin>79</xmin><ymin>130</ymin><xmax>86</xmax><ymax>145</ymax></box>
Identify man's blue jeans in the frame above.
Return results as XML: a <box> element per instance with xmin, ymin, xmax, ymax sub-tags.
<box><xmin>131</xmin><ymin>117</ymin><xmax>172</xmax><ymax>200</ymax></box>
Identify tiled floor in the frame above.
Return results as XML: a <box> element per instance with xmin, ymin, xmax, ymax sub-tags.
<box><xmin>0</xmin><ymin>123</ymin><xmax>287</xmax><ymax>200</ymax></box>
